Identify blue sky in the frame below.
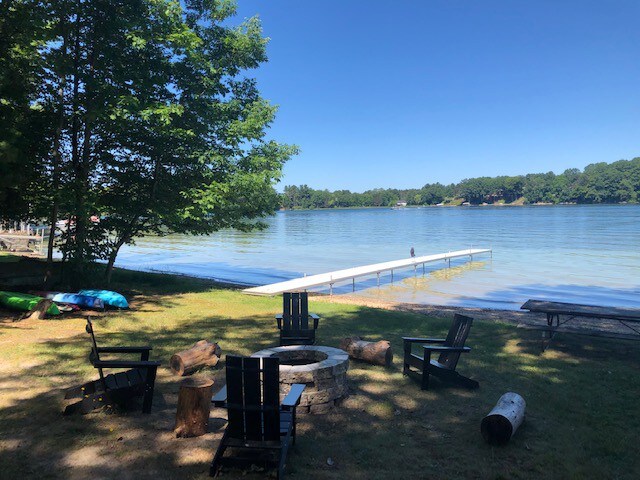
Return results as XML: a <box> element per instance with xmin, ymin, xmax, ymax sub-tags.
<box><xmin>233</xmin><ymin>1</ymin><xmax>640</xmax><ymax>192</ymax></box>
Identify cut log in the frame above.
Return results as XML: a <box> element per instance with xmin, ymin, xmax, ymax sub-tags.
<box><xmin>339</xmin><ymin>336</ymin><xmax>393</xmax><ymax>366</ymax></box>
<box><xmin>20</xmin><ymin>299</ymin><xmax>54</xmax><ymax>321</ymax></box>
<box><xmin>174</xmin><ymin>377</ymin><xmax>214</xmax><ymax>438</ymax></box>
<box><xmin>481</xmin><ymin>392</ymin><xmax>526</xmax><ymax>445</ymax></box>
<box><xmin>170</xmin><ymin>340</ymin><xmax>221</xmax><ymax>376</ymax></box>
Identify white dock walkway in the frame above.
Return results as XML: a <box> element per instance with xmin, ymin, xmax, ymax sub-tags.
<box><xmin>243</xmin><ymin>248</ymin><xmax>492</xmax><ymax>296</ymax></box>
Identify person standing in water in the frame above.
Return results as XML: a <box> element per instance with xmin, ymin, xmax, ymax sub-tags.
<box><xmin>410</xmin><ymin>247</ymin><xmax>415</xmax><ymax>257</ymax></box>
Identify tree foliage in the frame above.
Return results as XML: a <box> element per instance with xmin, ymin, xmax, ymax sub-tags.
<box><xmin>282</xmin><ymin>157</ymin><xmax>640</xmax><ymax>209</ymax></box>
<box><xmin>0</xmin><ymin>0</ymin><xmax>296</xmax><ymax>284</ymax></box>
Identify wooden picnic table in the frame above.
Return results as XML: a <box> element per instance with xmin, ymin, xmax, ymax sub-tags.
<box><xmin>520</xmin><ymin>300</ymin><xmax>640</xmax><ymax>348</ymax></box>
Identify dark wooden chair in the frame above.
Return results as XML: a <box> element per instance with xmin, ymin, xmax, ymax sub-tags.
<box><xmin>275</xmin><ymin>291</ymin><xmax>320</xmax><ymax>346</ymax></box>
<box><xmin>210</xmin><ymin>355</ymin><xmax>305</xmax><ymax>479</ymax></box>
<box><xmin>402</xmin><ymin>314</ymin><xmax>479</xmax><ymax>390</ymax></box>
<box><xmin>63</xmin><ymin>317</ymin><xmax>161</xmax><ymax>414</ymax></box>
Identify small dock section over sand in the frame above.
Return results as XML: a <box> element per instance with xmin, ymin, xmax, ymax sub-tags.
<box><xmin>243</xmin><ymin>248</ymin><xmax>492</xmax><ymax>296</ymax></box>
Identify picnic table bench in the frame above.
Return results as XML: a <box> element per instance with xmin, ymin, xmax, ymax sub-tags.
<box><xmin>520</xmin><ymin>300</ymin><xmax>640</xmax><ymax>348</ymax></box>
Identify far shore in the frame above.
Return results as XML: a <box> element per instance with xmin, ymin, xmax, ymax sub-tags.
<box><xmin>279</xmin><ymin>201</ymin><xmax>637</xmax><ymax>212</ymax></box>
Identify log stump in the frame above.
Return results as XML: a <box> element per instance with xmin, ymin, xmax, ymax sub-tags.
<box><xmin>339</xmin><ymin>336</ymin><xmax>393</xmax><ymax>366</ymax></box>
<box><xmin>170</xmin><ymin>340</ymin><xmax>221</xmax><ymax>376</ymax></box>
<box><xmin>174</xmin><ymin>377</ymin><xmax>214</xmax><ymax>438</ymax></box>
<box><xmin>481</xmin><ymin>392</ymin><xmax>526</xmax><ymax>445</ymax></box>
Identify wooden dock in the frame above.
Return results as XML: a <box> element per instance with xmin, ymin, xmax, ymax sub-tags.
<box><xmin>243</xmin><ymin>248</ymin><xmax>492</xmax><ymax>296</ymax></box>
<box><xmin>0</xmin><ymin>232</ymin><xmax>46</xmax><ymax>254</ymax></box>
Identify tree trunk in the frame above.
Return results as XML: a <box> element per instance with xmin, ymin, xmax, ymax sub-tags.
<box><xmin>481</xmin><ymin>392</ymin><xmax>526</xmax><ymax>445</ymax></box>
<box><xmin>339</xmin><ymin>336</ymin><xmax>393</xmax><ymax>366</ymax></box>
<box><xmin>170</xmin><ymin>340</ymin><xmax>222</xmax><ymax>376</ymax></box>
<box><xmin>174</xmin><ymin>377</ymin><xmax>214</xmax><ymax>438</ymax></box>
<box><xmin>105</xmin><ymin>235</ymin><xmax>128</xmax><ymax>284</ymax></box>
<box><xmin>68</xmin><ymin>2</ymin><xmax>84</xmax><ymax>283</ymax></box>
<box><xmin>47</xmin><ymin>14</ymin><xmax>67</xmax><ymax>272</ymax></box>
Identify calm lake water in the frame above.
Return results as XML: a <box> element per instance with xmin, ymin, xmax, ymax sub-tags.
<box><xmin>116</xmin><ymin>205</ymin><xmax>640</xmax><ymax>310</ymax></box>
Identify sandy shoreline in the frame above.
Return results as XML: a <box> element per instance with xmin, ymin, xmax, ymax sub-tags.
<box><xmin>136</xmin><ymin>270</ymin><xmax>638</xmax><ymax>335</ymax></box>
<box><xmin>314</xmin><ymin>293</ymin><xmax>538</xmax><ymax>325</ymax></box>
<box><xmin>314</xmin><ymin>292</ymin><xmax>639</xmax><ymax>336</ymax></box>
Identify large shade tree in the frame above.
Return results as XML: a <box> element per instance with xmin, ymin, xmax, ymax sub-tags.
<box><xmin>1</xmin><ymin>0</ymin><xmax>297</xmax><ymax>284</ymax></box>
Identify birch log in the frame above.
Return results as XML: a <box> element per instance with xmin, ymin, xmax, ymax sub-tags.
<box><xmin>481</xmin><ymin>392</ymin><xmax>526</xmax><ymax>445</ymax></box>
<box><xmin>339</xmin><ymin>336</ymin><xmax>393</xmax><ymax>366</ymax></box>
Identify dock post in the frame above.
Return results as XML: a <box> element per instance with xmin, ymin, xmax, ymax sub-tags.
<box><xmin>352</xmin><ymin>278</ymin><xmax>355</xmax><ymax>292</ymax></box>
<box><xmin>377</xmin><ymin>272</ymin><xmax>380</xmax><ymax>287</ymax></box>
<box><xmin>414</xmin><ymin>265</ymin><xmax>417</xmax><ymax>276</ymax></box>
<box><xmin>329</xmin><ymin>283</ymin><xmax>333</xmax><ymax>296</ymax></box>
<box><xmin>391</xmin><ymin>270</ymin><xmax>393</xmax><ymax>283</ymax></box>
<box><xmin>422</xmin><ymin>263</ymin><xmax>425</xmax><ymax>275</ymax></box>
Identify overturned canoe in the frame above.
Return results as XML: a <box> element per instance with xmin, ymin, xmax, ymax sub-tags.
<box><xmin>35</xmin><ymin>292</ymin><xmax>105</xmax><ymax>310</ymax></box>
<box><xmin>78</xmin><ymin>289</ymin><xmax>129</xmax><ymax>308</ymax></box>
<box><xmin>0</xmin><ymin>291</ymin><xmax>61</xmax><ymax>315</ymax></box>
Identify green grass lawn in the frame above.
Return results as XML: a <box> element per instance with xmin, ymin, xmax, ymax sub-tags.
<box><xmin>1</xmin><ymin>268</ymin><xmax>639</xmax><ymax>479</ymax></box>
<box><xmin>0</xmin><ymin>252</ymin><xmax>21</xmax><ymax>262</ymax></box>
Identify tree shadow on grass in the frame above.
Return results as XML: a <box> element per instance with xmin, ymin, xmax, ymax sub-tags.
<box><xmin>2</xmin><ymin>301</ymin><xmax>640</xmax><ymax>479</ymax></box>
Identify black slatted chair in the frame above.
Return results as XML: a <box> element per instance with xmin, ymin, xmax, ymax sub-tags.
<box><xmin>210</xmin><ymin>355</ymin><xmax>305</xmax><ymax>479</ymax></box>
<box><xmin>63</xmin><ymin>317</ymin><xmax>161</xmax><ymax>414</ymax></box>
<box><xmin>275</xmin><ymin>292</ymin><xmax>320</xmax><ymax>346</ymax></box>
<box><xmin>402</xmin><ymin>314</ymin><xmax>479</xmax><ymax>390</ymax></box>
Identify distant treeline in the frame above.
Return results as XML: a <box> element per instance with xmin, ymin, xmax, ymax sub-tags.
<box><xmin>282</xmin><ymin>157</ymin><xmax>640</xmax><ymax>209</ymax></box>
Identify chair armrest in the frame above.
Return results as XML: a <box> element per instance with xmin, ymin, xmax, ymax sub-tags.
<box><xmin>92</xmin><ymin>360</ymin><xmax>161</xmax><ymax>369</ymax></box>
<box><xmin>402</xmin><ymin>337</ymin><xmax>447</xmax><ymax>344</ymax></box>
<box><xmin>275</xmin><ymin>314</ymin><xmax>283</xmax><ymax>330</ymax></box>
<box><xmin>422</xmin><ymin>345</ymin><xmax>471</xmax><ymax>353</ymax></box>
<box><xmin>212</xmin><ymin>386</ymin><xmax>227</xmax><ymax>407</ymax></box>
<box><xmin>96</xmin><ymin>346</ymin><xmax>152</xmax><ymax>353</ymax></box>
<box><xmin>309</xmin><ymin>313</ymin><xmax>320</xmax><ymax>329</ymax></box>
<box><xmin>281</xmin><ymin>384</ymin><xmax>305</xmax><ymax>410</ymax></box>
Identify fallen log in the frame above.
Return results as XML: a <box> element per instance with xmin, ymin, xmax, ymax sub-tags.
<box><xmin>20</xmin><ymin>299</ymin><xmax>54</xmax><ymax>321</ymax></box>
<box><xmin>174</xmin><ymin>377</ymin><xmax>214</xmax><ymax>438</ymax></box>
<box><xmin>481</xmin><ymin>392</ymin><xmax>526</xmax><ymax>445</ymax></box>
<box><xmin>339</xmin><ymin>336</ymin><xmax>393</xmax><ymax>366</ymax></box>
<box><xmin>170</xmin><ymin>340</ymin><xmax>221</xmax><ymax>376</ymax></box>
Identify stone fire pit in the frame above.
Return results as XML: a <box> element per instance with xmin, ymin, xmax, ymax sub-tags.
<box><xmin>252</xmin><ymin>345</ymin><xmax>349</xmax><ymax>414</ymax></box>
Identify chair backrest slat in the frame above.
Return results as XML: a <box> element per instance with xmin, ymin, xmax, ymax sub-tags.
<box><xmin>282</xmin><ymin>292</ymin><xmax>310</xmax><ymax>330</ymax></box>
<box><xmin>283</xmin><ymin>293</ymin><xmax>292</xmax><ymax>330</ymax></box>
<box><xmin>225</xmin><ymin>355</ymin><xmax>281</xmax><ymax>442</ymax></box>
<box><xmin>243</xmin><ymin>357</ymin><xmax>263</xmax><ymax>441</ymax></box>
<box><xmin>262</xmin><ymin>358</ymin><xmax>281</xmax><ymax>440</ymax></box>
<box><xmin>226</xmin><ymin>356</ymin><xmax>245</xmax><ymax>439</ymax></box>
<box><xmin>291</xmin><ymin>293</ymin><xmax>300</xmax><ymax>329</ymax></box>
<box><xmin>85</xmin><ymin>317</ymin><xmax>107</xmax><ymax>389</ymax></box>
<box><xmin>438</xmin><ymin>314</ymin><xmax>473</xmax><ymax>369</ymax></box>
<box><xmin>299</xmin><ymin>293</ymin><xmax>309</xmax><ymax>329</ymax></box>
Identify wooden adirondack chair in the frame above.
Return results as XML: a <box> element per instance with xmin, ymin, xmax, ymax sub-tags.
<box><xmin>402</xmin><ymin>314</ymin><xmax>479</xmax><ymax>390</ymax></box>
<box><xmin>210</xmin><ymin>355</ymin><xmax>305</xmax><ymax>479</ymax></box>
<box><xmin>275</xmin><ymin>292</ymin><xmax>320</xmax><ymax>346</ymax></box>
<box><xmin>63</xmin><ymin>317</ymin><xmax>161</xmax><ymax>414</ymax></box>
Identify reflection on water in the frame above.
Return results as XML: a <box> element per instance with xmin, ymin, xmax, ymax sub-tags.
<box><xmin>116</xmin><ymin>205</ymin><xmax>640</xmax><ymax>310</ymax></box>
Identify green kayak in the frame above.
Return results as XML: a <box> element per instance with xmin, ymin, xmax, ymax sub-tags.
<box><xmin>0</xmin><ymin>291</ymin><xmax>61</xmax><ymax>315</ymax></box>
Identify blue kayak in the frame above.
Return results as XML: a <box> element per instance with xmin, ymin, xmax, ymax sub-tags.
<box><xmin>52</xmin><ymin>293</ymin><xmax>104</xmax><ymax>310</ymax></box>
<box><xmin>33</xmin><ymin>291</ymin><xmax>105</xmax><ymax>310</ymax></box>
<box><xmin>78</xmin><ymin>289</ymin><xmax>129</xmax><ymax>309</ymax></box>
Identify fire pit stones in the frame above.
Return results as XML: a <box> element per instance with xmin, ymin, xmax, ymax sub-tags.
<box><xmin>252</xmin><ymin>345</ymin><xmax>349</xmax><ymax>414</ymax></box>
